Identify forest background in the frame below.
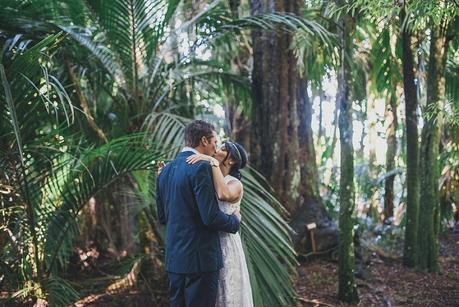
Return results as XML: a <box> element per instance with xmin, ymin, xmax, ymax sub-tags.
<box><xmin>0</xmin><ymin>0</ymin><xmax>458</xmax><ymax>306</ymax></box>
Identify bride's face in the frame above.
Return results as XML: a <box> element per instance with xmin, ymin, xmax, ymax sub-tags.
<box><xmin>214</xmin><ymin>144</ymin><xmax>229</xmax><ymax>163</ymax></box>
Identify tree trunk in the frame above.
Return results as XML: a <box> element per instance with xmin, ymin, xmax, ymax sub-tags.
<box><xmin>226</xmin><ymin>99</ymin><xmax>251</xmax><ymax>150</ymax></box>
<box><xmin>400</xmin><ymin>7</ymin><xmax>420</xmax><ymax>268</ymax></box>
<box><xmin>249</xmin><ymin>0</ymin><xmax>337</xmax><ymax>253</ymax></box>
<box><xmin>384</xmin><ymin>94</ymin><xmax>397</xmax><ymax>222</ymax></box>
<box><xmin>367</xmin><ymin>88</ymin><xmax>379</xmax><ymax>221</ymax></box>
<box><xmin>65</xmin><ymin>61</ymin><xmax>108</xmax><ymax>144</ymax></box>
<box><xmin>417</xmin><ymin>21</ymin><xmax>448</xmax><ymax>273</ymax></box>
<box><xmin>92</xmin><ymin>179</ymin><xmax>140</xmax><ymax>257</ymax></box>
<box><xmin>356</xmin><ymin>99</ymin><xmax>367</xmax><ymax>163</ymax></box>
<box><xmin>225</xmin><ymin>5</ymin><xmax>252</xmax><ymax>150</ymax></box>
<box><xmin>117</xmin><ymin>178</ymin><xmax>139</xmax><ymax>255</ymax></box>
<box><xmin>317</xmin><ymin>84</ymin><xmax>324</xmax><ymax>145</ymax></box>
<box><xmin>336</xmin><ymin>8</ymin><xmax>359</xmax><ymax>304</ymax></box>
<box><xmin>329</xmin><ymin>99</ymin><xmax>339</xmax><ymax>163</ymax></box>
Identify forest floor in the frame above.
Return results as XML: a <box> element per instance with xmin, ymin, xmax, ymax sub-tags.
<box><xmin>73</xmin><ymin>230</ymin><xmax>458</xmax><ymax>306</ymax></box>
<box><xmin>5</xmin><ymin>231</ymin><xmax>456</xmax><ymax>306</ymax></box>
<box><xmin>294</xmin><ymin>230</ymin><xmax>459</xmax><ymax>306</ymax></box>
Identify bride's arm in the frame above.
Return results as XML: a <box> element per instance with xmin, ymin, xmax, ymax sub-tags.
<box><xmin>210</xmin><ymin>164</ymin><xmax>242</xmax><ymax>203</ymax></box>
<box><xmin>187</xmin><ymin>154</ymin><xmax>242</xmax><ymax>203</ymax></box>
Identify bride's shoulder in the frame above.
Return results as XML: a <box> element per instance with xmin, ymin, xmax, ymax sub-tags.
<box><xmin>226</xmin><ymin>176</ymin><xmax>243</xmax><ymax>188</ymax></box>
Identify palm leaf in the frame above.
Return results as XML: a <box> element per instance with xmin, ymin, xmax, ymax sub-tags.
<box><xmin>43</xmin><ymin>275</ymin><xmax>80</xmax><ymax>306</ymax></box>
<box><xmin>85</xmin><ymin>0</ymin><xmax>180</xmax><ymax>94</ymax></box>
<box><xmin>59</xmin><ymin>25</ymin><xmax>126</xmax><ymax>86</ymax></box>
<box><xmin>43</xmin><ymin>133</ymin><xmax>165</xmax><ymax>273</ymax></box>
<box><xmin>143</xmin><ymin>111</ymin><xmax>189</xmax><ymax>158</ymax></box>
<box><xmin>240</xmin><ymin>167</ymin><xmax>298</xmax><ymax>306</ymax></box>
<box><xmin>0</xmin><ymin>34</ymin><xmax>70</xmax><ymax>292</ymax></box>
<box><xmin>370</xmin><ymin>27</ymin><xmax>402</xmax><ymax>98</ymax></box>
<box><xmin>445</xmin><ymin>58</ymin><xmax>459</xmax><ymax>103</ymax></box>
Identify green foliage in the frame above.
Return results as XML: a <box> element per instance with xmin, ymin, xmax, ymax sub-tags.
<box><xmin>445</xmin><ymin>56</ymin><xmax>459</xmax><ymax>103</ymax></box>
<box><xmin>0</xmin><ymin>34</ymin><xmax>165</xmax><ymax>305</ymax></box>
<box><xmin>370</xmin><ymin>28</ymin><xmax>402</xmax><ymax>98</ymax></box>
<box><xmin>240</xmin><ymin>167</ymin><xmax>298</xmax><ymax>306</ymax></box>
<box><xmin>1</xmin><ymin>2</ymin><xmax>304</xmax><ymax>305</ymax></box>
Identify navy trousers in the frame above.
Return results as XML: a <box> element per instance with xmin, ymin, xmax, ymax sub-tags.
<box><xmin>168</xmin><ymin>271</ymin><xmax>219</xmax><ymax>307</ymax></box>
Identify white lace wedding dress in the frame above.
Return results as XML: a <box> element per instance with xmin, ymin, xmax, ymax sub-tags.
<box><xmin>216</xmin><ymin>175</ymin><xmax>254</xmax><ymax>307</ymax></box>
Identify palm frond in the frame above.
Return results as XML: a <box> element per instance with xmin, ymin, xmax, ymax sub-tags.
<box><xmin>44</xmin><ymin>275</ymin><xmax>80</xmax><ymax>306</ymax></box>
<box><xmin>240</xmin><ymin>167</ymin><xmax>298</xmax><ymax>306</ymax></box>
<box><xmin>60</xmin><ymin>25</ymin><xmax>126</xmax><ymax>87</ymax></box>
<box><xmin>445</xmin><ymin>58</ymin><xmax>459</xmax><ymax>103</ymax></box>
<box><xmin>85</xmin><ymin>0</ymin><xmax>180</xmax><ymax>93</ymax></box>
<box><xmin>193</xmin><ymin>6</ymin><xmax>335</xmax><ymax>48</ymax></box>
<box><xmin>1</xmin><ymin>33</ymin><xmax>75</xmax><ymax>144</ymax></box>
<box><xmin>143</xmin><ymin>112</ymin><xmax>189</xmax><ymax>158</ymax></box>
<box><xmin>43</xmin><ymin>134</ymin><xmax>165</xmax><ymax>272</ymax></box>
<box><xmin>370</xmin><ymin>27</ymin><xmax>402</xmax><ymax>98</ymax></box>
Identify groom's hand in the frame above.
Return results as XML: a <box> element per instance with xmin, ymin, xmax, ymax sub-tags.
<box><xmin>233</xmin><ymin>208</ymin><xmax>241</xmax><ymax>222</ymax></box>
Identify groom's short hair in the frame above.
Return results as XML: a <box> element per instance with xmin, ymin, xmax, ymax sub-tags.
<box><xmin>185</xmin><ymin>120</ymin><xmax>216</xmax><ymax>147</ymax></box>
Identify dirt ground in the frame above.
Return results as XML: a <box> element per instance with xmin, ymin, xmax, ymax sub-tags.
<box><xmin>293</xmin><ymin>232</ymin><xmax>459</xmax><ymax>306</ymax></box>
<box><xmin>5</xmin><ymin>232</ymin><xmax>456</xmax><ymax>306</ymax></box>
<box><xmin>79</xmin><ymin>231</ymin><xmax>458</xmax><ymax>306</ymax></box>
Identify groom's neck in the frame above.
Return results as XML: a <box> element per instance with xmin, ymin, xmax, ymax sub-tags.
<box><xmin>193</xmin><ymin>146</ymin><xmax>206</xmax><ymax>155</ymax></box>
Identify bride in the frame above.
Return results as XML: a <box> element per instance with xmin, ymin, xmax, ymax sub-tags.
<box><xmin>187</xmin><ymin>141</ymin><xmax>253</xmax><ymax>307</ymax></box>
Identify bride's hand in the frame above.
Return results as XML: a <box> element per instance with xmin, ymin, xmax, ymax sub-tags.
<box><xmin>157</xmin><ymin>161</ymin><xmax>166</xmax><ymax>175</ymax></box>
<box><xmin>186</xmin><ymin>154</ymin><xmax>213</xmax><ymax>164</ymax></box>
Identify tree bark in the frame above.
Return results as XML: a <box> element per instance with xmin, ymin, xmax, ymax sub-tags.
<box><xmin>367</xmin><ymin>89</ymin><xmax>379</xmax><ymax>221</ymax></box>
<box><xmin>384</xmin><ymin>94</ymin><xmax>397</xmax><ymax>222</ymax></box>
<box><xmin>226</xmin><ymin>99</ymin><xmax>251</xmax><ymax>150</ymax></box>
<box><xmin>65</xmin><ymin>61</ymin><xmax>108</xmax><ymax>144</ymax></box>
<box><xmin>336</xmin><ymin>7</ymin><xmax>359</xmax><ymax>304</ymax></box>
<box><xmin>418</xmin><ymin>21</ymin><xmax>448</xmax><ymax>273</ymax></box>
<box><xmin>356</xmin><ymin>99</ymin><xmax>367</xmax><ymax>163</ymax></box>
<box><xmin>249</xmin><ymin>0</ymin><xmax>337</xmax><ymax>253</ymax></box>
<box><xmin>317</xmin><ymin>85</ymin><xmax>325</xmax><ymax>144</ymax></box>
<box><xmin>400</xmin><ymin>7</ymin><xmax>420</xmax><ymax>268</ymax></box>
<box><xmin>225</xmin><ymin>9</ymin><xmax>252</xmax><ymax>150</ymax></box>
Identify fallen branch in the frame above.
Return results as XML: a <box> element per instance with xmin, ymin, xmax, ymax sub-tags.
<box><xmin>297</xmin><ymin>297</ymin><xmax>335</xmax><ymax>307</ymax></box>
<box><xmin>105</xmin><ymin>258</ymin><xmax>142</xmax><ymax>294</ymax></box>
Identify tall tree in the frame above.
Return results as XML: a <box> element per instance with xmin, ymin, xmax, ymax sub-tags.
<box><xmin>400</xmin><ymin>5</ymin><xmax>420</xmax><ymax>268</ymax></box>
<box><xmin>384</xmin><ymin>94</ymin><xmax>398</xmax><ymax>221</ymax></box>
<box><xmin>250</xmin><ymin>0</ymin><xmax>337</xmax><ymax>253</ymax></box>
<box><xmin>418</xmin><ymin>10</ymin><xmax>454</xmax><ymax>272</ymax></box>
<box><xmin>336</xmin><ymin>2</ymin><xmax>359</xmax><ymax>303</ymax></box>
<box><xmin>222</xmin><ymin>0</ymin><xmax>253</xmax><ymax>150</ymax></box>
<box><xmin>373</xmin><ymin>26</ymin><xmax>402</xmax><ymax>222</ymax></box>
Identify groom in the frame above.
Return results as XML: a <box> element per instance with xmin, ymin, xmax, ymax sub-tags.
<box><xmin>156</xmin><ymin>120</ymin><xmax>241</xmax><ymax>307</ymax></box>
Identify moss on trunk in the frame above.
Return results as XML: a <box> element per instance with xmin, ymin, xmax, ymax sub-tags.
<box><xmin>400</xmin><ymin>7</ymin><xmax>420</xmax><ymax>268</ymax></box>
<box><xmin>384</xmin><ymin>95</ymin><xmax>397</xmax><ymax>221</ymax></box>
<box><xmin>337</xmin><ymin>9</ymin><xmax>359</xmax><ymax>305</ymax></box>
<box><xmin>418</xmin><ymin>22</ymin><xmax>448</xmax><ymax>273</ymax></box>
<box><xmin>249</xmin><ymin>0</ymin><xmax>337</xmax><ymax>253</ymax></box>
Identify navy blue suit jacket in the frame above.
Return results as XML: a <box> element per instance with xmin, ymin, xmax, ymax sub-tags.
<box><xmin>156</xmin><ymin>151</ymin><xmax>240</xmax><ymax>273</ymax></box>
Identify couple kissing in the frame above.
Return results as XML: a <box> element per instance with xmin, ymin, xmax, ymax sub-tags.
<box><xmin>156</xmin><ymin>120</ymin><xmax>253</xmax><ymax>307</ymax></box>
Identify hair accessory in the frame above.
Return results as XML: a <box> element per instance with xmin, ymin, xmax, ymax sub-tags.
<box><xmin>229</xmin><ymin>142</ymin><xmax>242</xmax><ymax>162</ymax></box>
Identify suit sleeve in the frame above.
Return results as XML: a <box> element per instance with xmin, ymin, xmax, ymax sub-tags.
<box><xmin>156</xmin><ymin>174</ymin><xmax>166</xmax><ymax>225</ymax></box>
<box><xmin>192</xmin><ymin>163</ymin><xmax>240</xmax><ymax>234</ymax></box>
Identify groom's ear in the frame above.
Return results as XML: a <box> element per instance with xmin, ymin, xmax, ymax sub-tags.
<box><xmin>200</xmin><ymin>136</ymin><xmax>208</xmax><ymax>146</ymax></box>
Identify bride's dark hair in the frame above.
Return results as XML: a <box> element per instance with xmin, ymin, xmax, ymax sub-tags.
<box><xmin>223</xmin><ymin>141</ymin><xmax>248</xmax><ymax>180</ymax></box>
